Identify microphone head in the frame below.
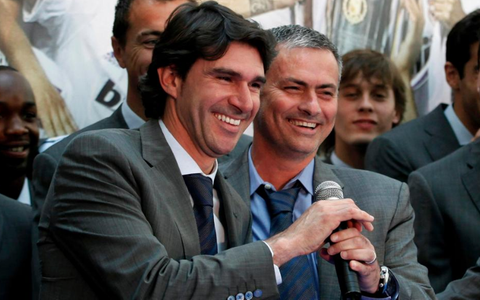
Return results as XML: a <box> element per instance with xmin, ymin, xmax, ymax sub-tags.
<box><xmin>315</xmin><ymin>181</ymin><xmax>343</xmax><ymax>201</ymax></box>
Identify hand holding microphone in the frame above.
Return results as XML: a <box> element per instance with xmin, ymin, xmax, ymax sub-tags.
<box><xmin>265</xmin><ymin>182</ymin><xmax>375</xmax><ymax>274</ymax></box>
<box><xmin>315</xmin><ymin>181</ymin><xmax>380</xmax><ymax>299</ymax></box>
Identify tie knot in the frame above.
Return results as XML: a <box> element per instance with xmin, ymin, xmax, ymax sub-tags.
<box><xmin>261</xmin><ymin>182</ymin><xmax>301</xmax><ymax>217</ymax></box>
<box><xmin>183</xmin><ymin>174</ymin><xmax>213</xmax><ymax>207</ymax></box>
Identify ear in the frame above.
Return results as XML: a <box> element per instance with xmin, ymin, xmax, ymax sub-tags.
<box><xmin>158</xmin><ymin>66</ymin><xmax>181</xmax><ymax>100</ymax></box>
<box><xmin>112</xmin><ymin>36</ymin><xmax>126</xmax><ymax>69</ymax></box>
<box><xmin>392</xmin><ymin>108</ymin><xmax>401</xmax><ymax>126</ymax></box>
<box><xmin>445</xmin><ymin>62</ymin><xmax>461</xmax><ymax>91</ymax></box>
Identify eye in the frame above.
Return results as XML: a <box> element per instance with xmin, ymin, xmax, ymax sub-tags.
<box><xmin>143</xmin><ymin>39</ymin><xmax>158</xmax><ymax>48</ymax></box>
<box><xmin>344</xmin><ymin>93</ymin><xmax>357</xmax><ymax>98</ymax></box>
<box><xmin>250</xmin><ymin>82</ymin><xmax>263</xmax><ymax>91</ymax></box>
<box><xmin>218</xmin><ymin>76</ymin><xmax>232</xmax><ymax>82</ymax></box>
<box><xmin>23</xmin><ymin>111</ymin><xmax>37</xmax><ymax>121</ymax></box>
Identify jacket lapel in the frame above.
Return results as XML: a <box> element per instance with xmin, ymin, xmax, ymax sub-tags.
<box><xmin>214</xmin><ymin>173</ymin><xmax>247</xmax><ymax>248</ymax></box>
<box><xmin>424</xmin><ymin>105</ymin><xmax>461</xmax><ymax>161</ymax></box>
<box><xmin>140</xmin><ymin>120</ymin><xmax>201</xmax><ymax>258</ymax></box>
<box><xmin>462</xmin><ymin>141</ymin><xmax>480</xmax><ymax>215</ymax></box>
<box><xmin>220</xmin><ymin>147</ymin><xmax>251</xmax><ymax>205</ymax></box>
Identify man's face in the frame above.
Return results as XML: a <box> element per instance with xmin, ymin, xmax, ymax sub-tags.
<box><xmin>0</xmin><ymin>70</ymin><xmax>39</xmax><ymax>177</ymax></box>
<box><xmin>335</xmin><ymin>74</ymin><xmax>400</xmax><ymax>147</ymax></box>
<box><xmin>254</xmin><ymin>46</ymin><xmax>339</xmax><ymax>159</ymax></box>
<box><xmin>459</xmin><ymin>42</ymin><xmax>480</xmax><ymax>130</ymax></box>
<box><xmin>164</xmin><ymin>42</ymin><xmax>265</xmax><ymax>161</ymax></box>
<box><xmin>112</xmin><ymin>0</ymin><xmax>188</xmax><ymax>90</ymax></box>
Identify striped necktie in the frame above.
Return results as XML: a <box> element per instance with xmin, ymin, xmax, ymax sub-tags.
<box><xmin>183</xmin><ymin>174</ymin><xmax>217</xmax><ymax>255</ymax></box>
<box><xmin>260</xmin><ymin>182</ymin><xmax>317</xmax><ymax>300</ymax></box>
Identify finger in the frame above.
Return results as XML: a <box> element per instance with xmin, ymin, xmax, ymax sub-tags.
<box><xmin>330</xmin><ymin>227</ymin><xmax>362</xmax><ymax>244</ymax></box>
<box><xmin>319</xmin><ymin>248</ymin><xmax>335</xmax><ymax>264</ymax></box>
<box><xmin>349</xmin><ymin>259</ymin><xmax>379</xmax><ymax>274</ymax></box>
<box><xmin>362</xmin><ymin>220</ymin><xmax>374</xmax><ymax>232</ymax></box>
<box><xmin>339</xmin><ymin>249</ymin><xmax>376</xmax><ymax>265</ymax></box>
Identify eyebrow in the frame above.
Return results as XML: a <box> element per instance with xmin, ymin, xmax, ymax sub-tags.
<box><xmin>284</xmin><ymin>77</ymin><xmax>337</xmax><ymax>90</ymax></box>
<box><xmin>211</xmin><ymin>68</ymin><xmax>266</xmax><ymax>84</ymax></box>
<box><xmin>24</xmin><ymin>102</ymin><xmax>36</xmax><ymax>108</ymax></box>
<box><xmin>138</xmin><ymin>30</ymin><xmax>162</xmax><ymax>38</ymax></box>
<box><xmin>0</xmin><ymin>102</ymin><xmax>36</xmax><ymax>108</ymax></box>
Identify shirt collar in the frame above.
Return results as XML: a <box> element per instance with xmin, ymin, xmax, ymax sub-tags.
<box><xmin>122</xmin><ymin>102</ymin><xmax>145</xmax><ymax>129</ymax></box>
<box><xmin>159</xmin><ymin>120</ymin><xmax>217</xmax><ymax>183</ymax></box>
<box><xmin>17</xmin><ymin>177</ymin><xmax>31</xmax><ymax>206</ymax></box>
<box><xmin>247</xmin><ymin>146</ymin><xmax>314</xmax><ymax>195</ymax></box>
<box><xmin>444</xmin><ymin>104</ymin><xmax>473</xmax><ymax>145</ymax></box>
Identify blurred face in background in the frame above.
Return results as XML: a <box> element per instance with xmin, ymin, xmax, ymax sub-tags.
<box><xmin>335</xmin><ymin>73</ymin><xmax>400</xmax><ymax>148</ymax></box>
<box><xmin>0</xmin><ymin>70</ymin><xmax>39</xmax><ymax>178</ymax></box>
<box><xmin>112</xmin><ymin>0</ymin><xmax>189</xmax><ymax>91</ymax></box>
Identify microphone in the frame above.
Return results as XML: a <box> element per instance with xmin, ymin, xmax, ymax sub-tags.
<box><xmin>315</xmin><ymin>181</ymin><xmax>361</xmax><ymax>300</ymax></box>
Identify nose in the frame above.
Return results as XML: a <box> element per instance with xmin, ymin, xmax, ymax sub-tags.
<box><xmin>5</xmin><ymin>115</ymin><xmax>28</xmax><ymax>136</ymax></box>
<box><xmin>298</xmin><ymin>89</ymin><xmax>321</xmax><ymax>116</ymax></box>
<box><xmin>229</xmin><ymin>82</ymin><xmax>255</xmax><ymax>114</ymax></box>
<box><xmin>358</xmin><ymin>93</ymin><xmax>374</xmax><ymax>113</ymax></box>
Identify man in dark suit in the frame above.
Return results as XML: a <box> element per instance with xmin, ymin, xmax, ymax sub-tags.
<box><xmin>365</xmin><ymin>10</ymin><xmax>480</xmax><ymax>182</ymax></box>
<box><xmin>39</xmin><ymin>3</ymin><xmax>367</xmax><ymax>299</ymax></box>
<box><xmin>221</xmin><ymin>25</ymin><xmax>434</xmax><ymax>299</ymax></box>
<box><xmin>437</xmin><ymin>257</ymin><xmax>480</xmax><ymax>300</ymax></box>
<box><xmin>408</xmin><ymin>138</ymin><xmax>480</xmax><ymax>293</ymax></box>
<box><xmin>0</xmin><ymin>193</ymin><xmax>34</xmax><ymax>300</ymax></box>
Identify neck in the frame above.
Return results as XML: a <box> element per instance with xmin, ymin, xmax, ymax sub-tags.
<box><xmin>453</xmin><ymin>96</ymin><xmax>479</xmax><ymax>135</ymax></box>
<box><xmin>0</xmin><ymin>175</ymin><xmax>25</xmax><ymax>200</ymax></box>
<box><xmin>126</xmin><ymin>88</ymin><xmax>148</xmax><ymax>121</ymax></box>
<box><xmin>251</xmin><ymin>139</ymin><xmax>314</xmax><ymax>190</ymax></box>
<box><xmin>334</xmin><ymin>140</ymin><xmax>366</xmax><ymax>169</ymax></box>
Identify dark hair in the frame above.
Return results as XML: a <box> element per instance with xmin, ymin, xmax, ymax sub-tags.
<box><xmin>139</xmin><ymin>1</ymin><xmax>276</xmax><ymax>119</ymax></box>
<box><xmin>270</xmin><ymin>25</ymin><xmax>342</xmax><ymax>81</ymax></box>
<box><xmin>446</xmin><ymin>9</ymin><xmax>480</xmax><ymax>79</ymax></box>
<box><xmin>320</xmin><ymin>49</ymin><xmax>407</xmax><ymax>156</ymax></box>
<box><xmin>112</xmin><ymin>0</ymin><xmax>196</xmax><ymax>46</ymax></box>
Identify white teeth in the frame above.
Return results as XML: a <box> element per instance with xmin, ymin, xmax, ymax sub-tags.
<box><xmin>215</xmin><ymin>114</ymin><xmax>241</xmax><ymax>126</ymax></box>
<box><xmin>289</xmin><ymin>120</ymin><xmax>316</xmax><ymax>128</ymax></box>
<box><xmin>9</xmin><ymin>147</ymin><xmax>25</xmax><ymax>152</ymax></box>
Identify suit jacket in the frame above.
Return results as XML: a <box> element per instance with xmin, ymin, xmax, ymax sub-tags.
<box><xmin>408</xmin><ymin>139</ymin><xmax>480</xmax><ymax>293</ymax></box>
<box><xmin>38</xmin><ymin>120</ymin><xmax>278</xmax><ymax>299</ymax></box>
<box><xmin>365</xmin><ymin>104</ymin><xmax>460</xmax><ymax>182</ymax></box>
<box><xmin>221</xmin><ymin>150</ymin><xmax>435</xmax><ymax>299</ymax></box>
<box><xmin>32</xmin><ymin>106</ymin><xmax>128</xmax><ymax>224</ymax></box>
<box><xmin>0</xmin><ymin>194</ymin><xmax>34</xmax><ymax>300</ymax></box>
<box><xmin>437</xmin><ymin>257</ymin><xmax>480</xmax><ymax>300</ymax></box>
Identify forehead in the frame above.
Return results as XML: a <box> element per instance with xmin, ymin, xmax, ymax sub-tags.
<box><xmin>269</xmin><ymin>47</ymin><xmax>339</xmax><ymax>86</ymax></box>
<box><xmin>0</xmin><ymin>71</ymin><xmax>34</xmax><ymax>103</ymax></box>
<box><xmin>128</xmin><ymin>0</ymin><xmax>188</xmax><ymax>33</ymax></box>
<box><xmin>190</xmin><ymin>42</ymin><xmax>265</xmax><ymax>80</ymax></box>
<box><xmin>342</xmin><ymin>72</ymin><xmax>392</xmax><ymax>89</ymax></box>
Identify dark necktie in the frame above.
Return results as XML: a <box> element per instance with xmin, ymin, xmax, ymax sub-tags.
<box><xmin>183</xmin><ymin>174</ymin><xmax>217</xmax><ymax>255</ymax></box>
<box><xmin>260</xmin><ymin>183</ymin><xmax>317</xmax><ymax>300</ymax></box>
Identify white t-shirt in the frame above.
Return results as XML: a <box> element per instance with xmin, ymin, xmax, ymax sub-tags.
<box><xmin>22</xmin><ymin>0</ymin><xmax>128</xmax><ymax>129</ymax></box>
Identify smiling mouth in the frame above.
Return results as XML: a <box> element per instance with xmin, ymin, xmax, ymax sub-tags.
<box><xmin>289</xmin><ymin>119</ymin><xmax>317</xmax><ymax>129</ymax></box>
<box><xmin>1</xmin><ymin>146</ymin><xmax>28</xmax><ymax>152</ymax></box>
<box><xmin>214</xmin><ymin>113</ymin><xmax>241</xmax><ymax>126</ymax></box>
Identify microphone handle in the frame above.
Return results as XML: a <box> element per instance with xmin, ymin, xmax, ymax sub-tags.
<box><xmin>332</xmin><ymin>222</ymin><xmax>361</xmax><ymax>300</ymax></box>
